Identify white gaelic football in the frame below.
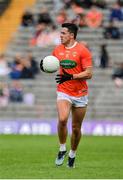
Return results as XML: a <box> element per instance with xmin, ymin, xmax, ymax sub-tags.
<box><xmin>42</xmin><ymin>55</ymin><xmax>60</xmax><ymax>73</ymax></box>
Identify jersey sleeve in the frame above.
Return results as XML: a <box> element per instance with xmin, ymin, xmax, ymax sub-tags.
<box><xmin>81</xmin><ymin>46</ymin><xmax>92</xmax><ymax>69</ymax></box>
<box><xmin>52</xmin><ymin>47</ymin><xmax>57</xmax><ymax>56</ymax></box>
<box><xmin>52</xmin><ymin>49</ymin><xmax>56</xmax><ymax>56</ymax></box>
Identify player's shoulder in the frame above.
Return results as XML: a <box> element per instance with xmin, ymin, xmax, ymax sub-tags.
<box><xmin>77</xmin><ymin>41</ymin><xmax>89</xmax><ymax>49</ymax></box>
<box><xmin>53</xmin><ymin>44</ymin><xmax>64</xmax><ymax>51</ymax></box>
<box><xmin>77</xmin><ymin>42</ymin><xmax>92</xmax><ymax>58</ymax></box>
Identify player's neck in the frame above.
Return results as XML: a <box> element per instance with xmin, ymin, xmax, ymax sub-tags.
<box><xmin>65</xmin><ymin>40</ymin><xmax>77</xmax><ymax>49</ymax></box>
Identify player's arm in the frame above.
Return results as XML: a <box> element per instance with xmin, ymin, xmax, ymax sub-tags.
<box><xmin>55</xmin><ymin>67</ymin><xmax>92</xmax><ymax>84</ymax></box>
<box><xmin>74</xmin><ymin>45</ymin><xmax>93</xmax><ymax>80</ymax></box>
<box><xmin>73</xmin><ymin>67</ymin><xmax>92</xmax><ymax>80</ymax></box>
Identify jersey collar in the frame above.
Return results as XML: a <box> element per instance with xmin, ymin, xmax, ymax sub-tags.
<box><xmin>65</xmin><ymin>41</ymin><xmax>77</xmax><ymax>49</ymax></box>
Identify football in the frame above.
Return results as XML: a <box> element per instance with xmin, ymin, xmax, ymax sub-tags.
<box><xmin>40</xmin><ymin>55</ymin><xmax>60</xmax><ymax>73</ymax></box>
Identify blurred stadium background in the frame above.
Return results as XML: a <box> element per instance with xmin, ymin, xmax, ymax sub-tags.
<box><xmin>0</xmin><ymin>0</ymin><xmax>123</xmax><ymax>136</ymax></box>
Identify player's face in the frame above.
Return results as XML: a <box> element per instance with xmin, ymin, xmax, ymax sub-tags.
<box><xmin>60</xmin><ymin>27</ymin><xmax>73</xmax><ymax>45</ymax></box>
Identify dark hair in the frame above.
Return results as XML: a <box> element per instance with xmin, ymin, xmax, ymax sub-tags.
<box><xmin>62</xmin><ymin>23</ymin><xmax>78</xmax><ymax>39</ymax></box>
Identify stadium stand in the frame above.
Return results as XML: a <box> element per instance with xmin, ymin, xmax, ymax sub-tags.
<box><xmin>0</xmin><ymin>0</ymin><xmax>36</xmax><ymax>53</ymax></box>
<box><xmin>0</xmin><ymin>0</ymin><xmax>11</xmax><ymax>15</ymax></box>
<box><xmin>0</xmin><ymin>0</ymin><xmax>123</xmax><ymax>121</ymax></box>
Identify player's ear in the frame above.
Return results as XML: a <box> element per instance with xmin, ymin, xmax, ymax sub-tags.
<box><xmin>70</xmin><ymin>32</ymin><xmax>74</xmax><ymax>39</ymax></box>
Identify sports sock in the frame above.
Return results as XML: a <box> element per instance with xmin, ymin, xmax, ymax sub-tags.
<box><xmin>69</xmin><ymin>150</ymin><xmax>76</xmax><ymax>158</ymax></box>
<box><xmin>59</xmin><ymin>143</ymin><xmax>66</xmax><ymax>151</ymax></box>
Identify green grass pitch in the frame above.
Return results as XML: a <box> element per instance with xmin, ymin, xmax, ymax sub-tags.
<box><xmin>0</xmin><ymin>135</ymin><xmax>123</xmax><ymax>179</ymax></box>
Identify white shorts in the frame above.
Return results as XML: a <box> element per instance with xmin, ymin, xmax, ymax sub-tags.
<box><xmin>57</xmin><ymin>92</ymin><xmax>88</xmax><ymax>107</ymax></box>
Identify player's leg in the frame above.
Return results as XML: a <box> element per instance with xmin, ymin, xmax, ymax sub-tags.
<box><xmin>67</xmin><ymin>106</ymin><xmax>87</xmax><ymax>167</ymax></box>
<box><xmin>71</xmin><ymin>106</ymin><xmax>87</xmax><ymax>150</ymax></box>
<box><xmin>57</xmin><ymin>100</ymin><xmax>71</xmax><ymax>144</ymax></box>
<box><xmin>55</xmin><ymin>99</ymin><xmax>72</xmax><ymax>166</ymax></box>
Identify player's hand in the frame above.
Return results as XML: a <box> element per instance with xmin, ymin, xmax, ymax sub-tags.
<box><xmin>40</xmin><ymin>59</ymin><xmax>45</xmax><ymax>72</ymax></box>
<box><xmin>55</xmin><ymin>69</ymin><xmax>73</xmax><ymax>84</ymax></box>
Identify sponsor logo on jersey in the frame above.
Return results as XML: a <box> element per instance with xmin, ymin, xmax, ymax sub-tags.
<box><xmin>60</xmin><ymin>59</ymin><xmax>77</xmax><ymax>69</ymax></box>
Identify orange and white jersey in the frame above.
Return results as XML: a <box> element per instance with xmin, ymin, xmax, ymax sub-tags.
<box><xmin>52</xmin><ymin>42</ymin><xmax>92</xmax><ymax>97</ymax></box>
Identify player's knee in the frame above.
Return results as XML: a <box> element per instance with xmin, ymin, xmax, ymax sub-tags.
<box><xmin>72</xmin><ymin>124</ymin><xmax>81</xmax><ymax>135</ymax></box>
<box><xmin>59</xmin><ymin>119</ymin><xmax>67</xmax><ymax>127</ymax></box>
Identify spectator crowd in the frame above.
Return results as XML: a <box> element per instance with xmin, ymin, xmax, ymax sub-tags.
<box><xmin>20</xmin><ymin>0</ymin><xmax>123</xmax><ymax>47</ymax></box>
<box><xmin>0</xmin><ymin>51</ymin><xmax>38</xmax><ymax>107</ymax></box>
